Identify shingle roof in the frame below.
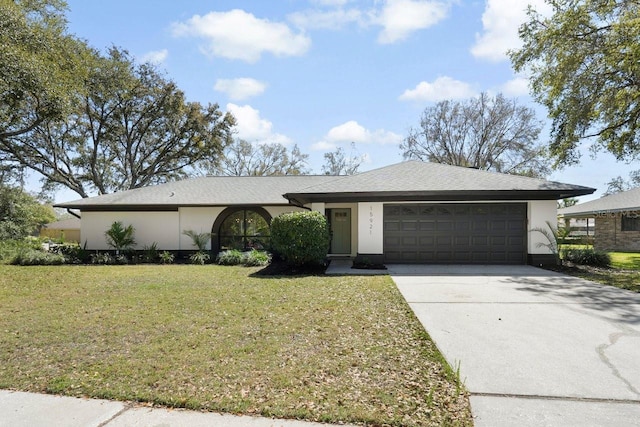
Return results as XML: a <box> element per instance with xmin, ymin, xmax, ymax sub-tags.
<box><xmin>55</xmin><ymin>175</ymin><xmax>337</xmax><ymax>209</ymax></box>
<box><xmin>43</xmin><ymin>218</ymin><xmax>81</xmax><ymax>229</ymax></box>
<box><xmin>559</xmin><ymin>187</ymin><xmax>640</xmax><ymax>217</ymax></box>
<box><xmin>55</xmin><ymin>161</ymin><xmax>594</xmax><ymax>210</ymax></box>
<box><xmin>286</xmin><ymin>161</ymin><xmax>594</xmax><ymax>203</ymax></box>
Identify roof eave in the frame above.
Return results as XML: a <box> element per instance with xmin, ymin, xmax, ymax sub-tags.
<box><xmin>284</xmin><ymin>189</ymin><xmax>596</xmax><ymax>204</ymax></box>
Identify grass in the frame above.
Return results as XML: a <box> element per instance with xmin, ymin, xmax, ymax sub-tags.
<box><xmin>554</xmin><ymin>247</ymin><xmax>640</xmax><ymax>293</ymax></box>
<box><xmin>0</xmin><ymin>265</ymin><xmax>471</xmax><ymax>426</ymax></box>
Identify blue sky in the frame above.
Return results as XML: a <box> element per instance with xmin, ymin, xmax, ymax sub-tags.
<box><xmin>50</xmin><ymin>0</ymin><xmax>635</xmax><ymax>202</ymax></box>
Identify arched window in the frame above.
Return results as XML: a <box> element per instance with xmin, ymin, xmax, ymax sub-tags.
<box><xmin>216</xmin><ymin>208</ymin><xmax>271</xmax><ymax>251</ymax></box>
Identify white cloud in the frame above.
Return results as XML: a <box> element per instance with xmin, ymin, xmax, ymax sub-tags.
<box><xmin>214</xmin><ymin>78</ymin><xmax>267</xmax><ymax>101</ymax></box>
<box><xmin>172</xmin><ymin>9</ymin><xmax>311</xmax><ymax>63</ymax></box>
<box><xmin>471</xmin><ymin>0</ymin><xmax>551</xmax><ymax>62</ymax></box>
<box><xmin>399</xmin><ymin>76</ymin><xmax>477</xmax><ymax>102</ymax></box>
<box><xmin>139</xmin><ymin>49</ymin><xmax>168</xmax><ymax>64</ymax></box>
<box><xmin>226</xmin><ymin>103</ymin><xmax>292</xmax><ymax>145</ymax></box>
<box><xmin>312</xmin><ymin>0</ymin><xmax>350</xmax><ymax>6</ymax></box>
<box><xmin>288</xmin><ymin>8</ymin><xmax>363</xmax><ymax>30</ymax></box>
<box><xmin>310</xmin><ymin>140</ymin><xmax>338</xmax><ymax>151</ymax></box>
<box><xmin>312</xmin><ymin>120</ymin><xmax>402</xmax><ymax>150</ymax></box>
<box><xmin>375</xmin><ymin>0</ymin><xmax>449</xmax><ymax>44</ymax></box>
<box><xmin>500</xmin><ymin>76</ymin><xmax>530</xmax><ymax>97</ymax></box>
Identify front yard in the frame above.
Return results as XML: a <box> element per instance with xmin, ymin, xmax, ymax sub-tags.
<box><xmin>0</xmin><ymin>265</ymin><xmax>472</xmax><ymax>426</ymax></box>
<box><xmin>555</xmin><ymin>251</ymin><xmax>640</xmax><ymax>293</ymax></box>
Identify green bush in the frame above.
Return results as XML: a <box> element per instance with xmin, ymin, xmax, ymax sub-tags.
<box><xmin>50</xmin><ymin>242</ymin><xmax>89</xmax><ymax>264</ymax></box>
<box><xmin>242</xmin><ymin>249</ymin><xmax>271</xmax><ymax>266</ymax></box>
<box><xmin>189</xmin><ymin>251</ymin><xmax>210</xmax><ymax>265</ymax></box>
<box><xmin>142</xmin><ymin>242</ymin><xmax>160</xmax><ymax>263</ymax></box>
<box><xmin>90</xmin><ymin>252</ymin><xmax>115</xmax><ymax>265</ymax></box>
<box><xmin>0</xmin><ymin>238</ymin><xmax>43</xmax><ymax>263</ymax></box>
<box><xmin>104</xmin><ymin>221</ymin><xmax>136</xmax><ymax>254</ymax></box>
<box><xmin>216</xmin><ymin>249</ymin><xmax>244</xmax><ymax>265</ymax></box>
<box><xmin>561</xmin><ymin>248</ymin><xmax>611</xmax><ymax>267</ymax></box>
<box><xmin>270</xmin><ymin>211</ymin><xmax>330</xmax><ymax>267</ymax></box>
<box><xmin>11</xmin><ymin>249</ymin><xmax>66</xmax><ymax>266</ymax></box>
<box><xmin>159</xmin><ymin>251</ymin><xmax>174</xmax><ymax>264</ymax></box>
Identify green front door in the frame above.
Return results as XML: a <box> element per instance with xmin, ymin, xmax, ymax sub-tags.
<box><xmin>330</xmin><ymin>208</ymin><xmax>351</xmax><ymax>254</ymax></box>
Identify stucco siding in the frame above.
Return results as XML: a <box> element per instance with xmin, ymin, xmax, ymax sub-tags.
<box><xmin>357</xmin><ymin>202</ymin><xmax>384</xmax><ymax>255</ymax></box>
<box><xmin>178</xmin><ymin>207</ymin><xmax>226</xmax><ymax>250</ymax></box>
<box><xmin>80</xmin><ymin>211</ymin><xmax>180</xmax><ymax>250</ymax></box>
<box><xmin>528</xmin><ymin>200</ymin><xmax>557</xmax><ymax>255</ymax></box>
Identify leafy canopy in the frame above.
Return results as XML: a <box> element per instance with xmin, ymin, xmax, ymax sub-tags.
<box><xmin>510</xmin><ymin>0</ymin><xmax>640</xmax><ymax>166</ymax></box>
<box><xmin>0</xmin><ymin>0</ymin><xmax>89</xmax><ymax>141</ymax></box>
<box><xmin>401</xmin><ymin>93</ymin><xmax>549</xmax><ymax>177</ymax></box>
<box><xmin>0</xmin><ymin>184</ymin><xmax>55</xmax><ymax>240</ymax></box>
<box><xmin>3</xmin><ymin>47</ymin><xmax>235</xmax><ymax>197</ymax></box>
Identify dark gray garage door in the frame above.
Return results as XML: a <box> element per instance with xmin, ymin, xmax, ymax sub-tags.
<box><xmin>384</xmin><ymin>203</ymin><xmax>527</xmax><ymax>264</ymax></box>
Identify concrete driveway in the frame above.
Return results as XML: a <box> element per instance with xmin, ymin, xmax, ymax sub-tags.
<box><xmin>389</xmin><ymin>265</ymin><xmax>640</xmax><ymax>427</ymax></box>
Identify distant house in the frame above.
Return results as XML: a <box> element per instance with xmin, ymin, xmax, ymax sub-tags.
<box><xmin>40</xmin><ymin>218</ymin><xmax>81</xmax><ymax>243</ymax></box>
<box><xmin>559</xmin><ymin>187</ymin><xmax>640</xmax><ymax>252</ymax></box>
<box><xmin>55</xmin><ymin>161</ymin><xmax>593</xmax><ymax>265</ymax></box>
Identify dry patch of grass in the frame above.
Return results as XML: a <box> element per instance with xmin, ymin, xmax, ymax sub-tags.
<box><xmin>552</xmin><ymin>264</ymin><xmax>640</xmax><ymax>293</ymax></box>
<box><xmin>0</xmin><ymin>265</ymin><xmax>471</xmax><ymax>426</ymax></box>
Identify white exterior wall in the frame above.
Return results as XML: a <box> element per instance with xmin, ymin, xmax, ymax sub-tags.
<box><xmin>528</xmin><ymin>200</ymin><xmax>557</xmax><ymax>255</ymax></box>
<box><xmin>265</xmin><ymin>206</ymin><xmax>306</xmax><ymax>218</ymax></box>
<box><xmin>178</xmin><ymin>207</ymin><xmax>226</xmax><ymax>250</ymax></box>
<box><xmin>80</xmin><ymin>211</ymin><xmax>180</xmax><ymax>250</ymax></box>
<box><xmin>357</xmin><ymin>202</ymin><xmax>384</xmax><ymax>255</ymax></box>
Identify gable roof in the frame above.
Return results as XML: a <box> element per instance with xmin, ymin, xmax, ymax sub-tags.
<box><xmin>285</xmin><ymin>161</ymin><xmax>594</xmax><ymax>204</ymax></box>
<box><xmin>55</xmin><ymin>161</ymin><xmax>594</xmax><ymax>211</ymax></box>
<box><xmin>559</xmin><ymin>187</ymin><xmax>640</xmax><ymax>217</ymax></box>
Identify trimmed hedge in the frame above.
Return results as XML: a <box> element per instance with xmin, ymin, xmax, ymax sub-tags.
<box><xmin>270</xmin><ymin>211</ymin><xmax>330</xmax><ymax>267</ymax></box>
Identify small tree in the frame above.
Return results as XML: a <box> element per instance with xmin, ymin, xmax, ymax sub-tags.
<box><xmin>104</xmin><ymin>221</ymin><xmax>136</xmax><ymax>254</ymax></box>
<box><xmin>270</xmin><ymin>211</ymin><xmax>330</xmax><ymax>267</ymax></box>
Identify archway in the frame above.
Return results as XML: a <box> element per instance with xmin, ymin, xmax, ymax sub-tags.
<box><xmin>211</xmin><ymin>207</ymin><xmax>272</xmax><ymax>253</ymax></box>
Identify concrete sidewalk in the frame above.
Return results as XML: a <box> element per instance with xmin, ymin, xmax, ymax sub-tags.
<box><xmin>0</xmin><ymin>390</ymin><xmax>354</xmax><ymax>427</ymax></box>
<box><xmin>390</xmin><ymin>264</ymin><xmax>640</xmax><ymax>427</ymax></box>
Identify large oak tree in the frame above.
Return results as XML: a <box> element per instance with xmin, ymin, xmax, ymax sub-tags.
<box><xmin>0</xmin><ymin>0</ymin><xmax>89</xmax><ymax>142</ymax></box>
<box><xmin>401</xmin><ymin>93</ymin><xmax>550</xmax><ymax>177</ymax></box>
<box><xmin>510</xmin><ymin>0</ymin><xmax>640</xmax><ymax>166</ymax></box>
<box><xmin>2</xmin><ymin>48</ymin><xmax>235</xmax><ymax>197</ymax></box>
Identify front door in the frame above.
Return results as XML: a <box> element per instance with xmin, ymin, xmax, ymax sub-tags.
<box><xmin>330</xmin><ymin>208</ymin><xmax>351</xmax><ymax>254</ymax></box>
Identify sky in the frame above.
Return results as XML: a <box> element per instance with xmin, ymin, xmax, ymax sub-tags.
<box><xmin>47</xmin><ymin>0</ymin><xmax>637</xmax><ymax>203</ymax></box>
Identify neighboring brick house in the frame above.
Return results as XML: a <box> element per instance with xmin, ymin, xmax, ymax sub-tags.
<box><xmin>559</xmin><ymin>187</ymin><xmax>640</xmax><ymax>252</ymax></box>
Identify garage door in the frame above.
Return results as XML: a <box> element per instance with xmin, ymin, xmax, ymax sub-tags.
<box><xmin>384</xmin><ymin>203</ymin><xmax>527</xmax><ymax>264</ymax></box>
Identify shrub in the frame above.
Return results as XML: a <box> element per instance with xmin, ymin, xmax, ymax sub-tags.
<box><xmin>142</xmin><ymin>242</ymin><xmax>160</xmax><ymax>263</ymax></box>
<box><xmin>50</xmin><ymin>242</ymin><xmax>89</xmax><ymax>264</ymax></box>
<box><xmin>90</xmin><ymin>252</ymin><xmax>115</xmax><ymax>265</ymax></box>
<box><xmin>561</xmin><ymin>248</ymin><xmax>611</xmax><ymax>267</ymax></box>
<box><xmin>270</xmin><ymin>211</ymin><xmax>330</xmax><ymax>267</ymax></box>
<box><xmin>189</xmin><ymin>251</ymin><xmax>210</xmax><ymax>265</ymax></box>
<box><xmin>183</xmin><ymin>230</ymin><xmax>211</xmax><ymax>251</ymax></box>
<box><xmin>216</xmin><ymin>249</ymin><xmax>244</xmax><ymax>265</ymax></box>
<box><xmin>105</xmin><ymin>221</ymin><xmax>136</xmax><ymax>254</ymax></box>
<box><xmin>0</xmin><ymin>238</ymin><xmax>43</xmax><ymax>263</ymax></box>
<box><xmin>242</xmin><ymin>249</ymin><xmax>271</xmax><ymax>266</ymax></box>
<box><xmin>159</xmin><ymin>251</ymin><xmax>175</xmax><ymax>264</ymax></box>
<box><xmin>11</xmin><ymin>249</ymin><xmax>66</xmax><ymax>266</ymax></box>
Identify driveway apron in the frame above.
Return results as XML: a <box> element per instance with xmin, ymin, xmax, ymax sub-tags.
<box><xmin>389</xmin><ymin>265</ymin><xmax>640</xmax><ymax>427</ymax></box>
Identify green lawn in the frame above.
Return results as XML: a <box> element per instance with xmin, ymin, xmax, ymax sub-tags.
<box><xmin>555</xmin><ymin>248</ymin><xmax>640</xmax><ymax>293</ymax></box>
<box><xmin>0</xmin><ymin>265</ymin><xmax>471</xmax><ymax>426</ymax></box>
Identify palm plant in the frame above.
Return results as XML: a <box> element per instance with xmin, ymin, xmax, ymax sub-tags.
<box><xmin>105</xmin><ymin>221</ymin><xmax>136</xmax><ymax>254</ymax></box>
<box><xmin>182</xmin><ymin>230</ymin><xmax>211</xmax><ymax>251</ymax></box>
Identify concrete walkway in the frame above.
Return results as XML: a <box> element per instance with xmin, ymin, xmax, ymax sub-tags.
<box><xmin>0</xmin><ymin>390</ymin><xmax>354</xmax><ymax>427</ymax></box>
<box><xmin>389</xmin><ymin>264</ymin><xmax>640</xmax><ymax>427</ymax></box>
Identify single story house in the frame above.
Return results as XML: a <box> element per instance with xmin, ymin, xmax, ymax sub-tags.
<box><xmin>55</xmin><ymin>161</ymin><xmax>594</xmax><ymax>265</ymax></box>
<box><xmin>559</xmin><ymin>187</ymin><xmax>640</xmax><ymax>252</ymax></box>
<box><xmin>39</xmin><ymin>217</ymin><xmax>81</xmax><ymax>242</ymax></box>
